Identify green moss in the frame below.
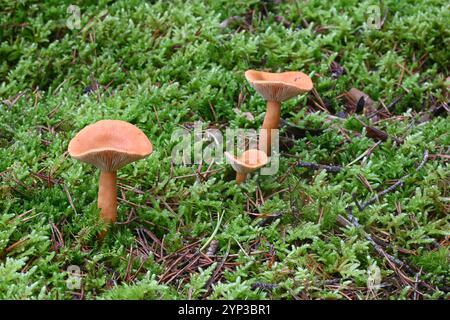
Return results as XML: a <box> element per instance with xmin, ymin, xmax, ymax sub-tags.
<box><xmin>0</xmin><ymin>0</ymin><xmax>449</xmax><ymax>299</ymax></box>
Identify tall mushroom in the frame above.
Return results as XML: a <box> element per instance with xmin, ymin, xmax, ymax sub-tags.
<box><xmin>68</xmin><ymin>120</ymin><xmax>153</xmax><ymax>231</ymax></box>
<box><xmin>245</xmin><ymin>70</ymin><xmax>313</xmax><ymax>155</ymax></box>
<box><xmin>225</xmin><ymin>149</ymin><xmax>268</xmax><ymax>184</ymax></box>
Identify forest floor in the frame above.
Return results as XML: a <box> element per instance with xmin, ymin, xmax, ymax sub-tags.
<box><xmin>0</xmin><ymin>0</ymin><xmax>449</xmax><ymax>299</ymax></box>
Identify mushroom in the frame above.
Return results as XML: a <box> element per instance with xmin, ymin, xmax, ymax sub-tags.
<box><xmin>225</xmin><ymin>149</ymin><xmax>268</xmax><ymax>184</ymax></box>
<box><xmin>245</xmin><ymin>70</ymin><xmax>313</xmax><ymax>155</ymax></box>
<box><xmin>68</xmin><ymin>120</ymin><xmax>153</xmax><ymax>232</ymax></box>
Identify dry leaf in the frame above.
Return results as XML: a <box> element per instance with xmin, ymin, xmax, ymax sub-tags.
<box><xmin>343</xmin><ymin>88</ymin><xmax>376</xmax><ymax>117</ymax></box>
<box><xmin>365</xmin><ymin>125</ymin><xmax>388</xmax><ymax>141</ymax></box>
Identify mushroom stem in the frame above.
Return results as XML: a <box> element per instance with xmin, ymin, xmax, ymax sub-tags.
<box><xmin>98</xmin><ymin>171</ymin><xmax>118</xmax><ymax>224</ymax></box>
<box><xmin>260</xmin><ymin>100</ymin><xmax>281</xmax><ymax>156</ymax></box>
<box><xmin>236</xmin><ymin>172</ymin><xmax>247</xmax><ymax>184</ymax></box>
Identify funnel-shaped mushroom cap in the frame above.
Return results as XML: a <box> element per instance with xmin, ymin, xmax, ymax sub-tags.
<box><xmin>245</xmin><ymin>70</ymin><xmax>313</xmax><ymax>102</ymax></box>
<box><xmin>68</xmin><ymin>120</ymin><xmax>153</xmax><ymax>172</ymax></box>
<box><xmin>225</xmin><ymin>149</ymin><xmax>268</xmax><ymax>174</ymax></box>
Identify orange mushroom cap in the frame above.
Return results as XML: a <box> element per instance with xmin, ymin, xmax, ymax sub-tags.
<box><xmin>225</xmin><ymin>149</ymin><xmax>269</xmax><ymax>174</ymax></box>
<box><xmin>68</xmin><ymin>120</ymin><xmax>153</xmax><ymax>172</ymax></box>
<box><xmin>245</xmin><ymin>70</ymin><xmax>313</xmax><ymax>102</ymax></box>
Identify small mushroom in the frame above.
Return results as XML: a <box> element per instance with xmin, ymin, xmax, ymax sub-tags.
<box><xmin>245</xmin><ymin>70</ymin><xmax>313</xmax><ymax>155</ymax></box>
<box><xmin>68</xmin><ymin>120</ymin><xmax>153</xmax><ymax>234</ymax></box>
<box><xmin>225</xmin><ymin>149</ymin><xmax>268</xmax><ymax>184</ymax></box>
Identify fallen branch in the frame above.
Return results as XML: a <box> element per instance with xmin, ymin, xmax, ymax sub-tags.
<box><xmin>252</xmin><ymin>282</ymin><xmax>278</xmax><ymax>291</ymax></box>
<box><xmin>296</xmin><ymin>161</ymin><xmax>342</xmax><ymax>173</ymax></box>
<box><xmin>355</xmin><ymin>149</ymin><xmax>428</xmax><ymax>211</ymax></box>
<box><xmin>338</xmin><ymin>212</ymin><xmax>415</xmax><ymax>275</ymax></box>
<box><xmin>337</xmin><ymin>212</ymin><xmax>435</xmax><ymax>294</ymax></box>
<box><xmin>338</xmin><ymin>149</ymin><xmax>438</xmax><ymax>295</ymax></box>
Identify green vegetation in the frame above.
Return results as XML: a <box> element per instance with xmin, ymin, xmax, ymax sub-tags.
<box><xmin>0</xmin><ymin>0</ymin><xmax>449</xmax><ymax>299</ymax></box>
